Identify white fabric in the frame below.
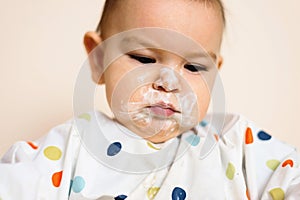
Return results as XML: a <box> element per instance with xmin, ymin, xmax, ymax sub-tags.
<box><xmin>0</xmin><ymin>110</ymin><xmax>300</xmax><ymax>200</ymax></box>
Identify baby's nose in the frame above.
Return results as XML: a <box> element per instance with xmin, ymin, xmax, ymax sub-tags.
<box><xmin>152</xmin><ymin>67</ymin><xmax>182</xmax><ymax>92</ymax></box>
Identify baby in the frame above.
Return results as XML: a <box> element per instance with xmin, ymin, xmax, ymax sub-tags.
<box><xmin>1</xmin><ymin>0</ymin><xmax>300</xmax><ymax>199</ymax></box>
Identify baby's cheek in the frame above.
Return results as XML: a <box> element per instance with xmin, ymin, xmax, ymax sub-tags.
<box><xmin>201</xmin><ymin>97</ymin><xmax>210</xmax><ymax>119</ymax></box>
<box><xmin>129</xmin><ymin>86</ymin><xmax>147</xmax><ymax>101</ymax></box>
<box><xmin>126</xmin><ymin>86</ymin><xmax>148</xmax><ymax>111</ymax></box>
<box><xmin>196</xmin><ymin>87</ymin><xmax>211</xmax><ymax>121</ymax></box>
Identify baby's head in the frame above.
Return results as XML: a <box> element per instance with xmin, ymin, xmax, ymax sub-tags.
<box><xmin>84</xmin><ymin>0</ymin><xmax>225</xmax><ymax>143</ymax></box>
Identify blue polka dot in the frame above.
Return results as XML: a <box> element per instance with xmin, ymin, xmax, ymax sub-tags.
<box><xmin>72</xmin><ymin>176</ymin><xmax>85</xmax><ymax>193</ymax></box>
<box><xmin>107</xmin><ymin>142</ymin><xmax>122</xmax><ymax>156</ymax></box>
<box><xmin>172</xmin><ymin>187</ymin><xmax>186</xmax><ymax>200</ymax></box>
<box><xmin>258</xmin><ymin>130</ymin><xmax>272</xmax><ymax>141</ymax></box>
<box><xmin>185</xmin><ymin>135</ymin><xmax>200</xmax><ymax>146</ymax></box>
<box><xmin>200</xmin><ymin>120</ymin><xmax>208</xmax><ymax>127</ymax></box>
<box><xmin>114</xmin><ymin>194</ymin><xmax>127</xmax><ymax>200</ymax></box>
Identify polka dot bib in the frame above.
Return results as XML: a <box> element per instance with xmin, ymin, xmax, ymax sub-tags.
<box><xmin>1</xmin><ymin>110</ymin><xmax>300</xmax><ymax>200</ymax></box>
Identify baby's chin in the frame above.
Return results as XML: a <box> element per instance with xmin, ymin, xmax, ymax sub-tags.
<box><xmin>135</xmin><ymin>118</ymin><xmax>181</xmax><ymax>143</ymax></box>
<box><xmin>144</xmin><ymin>128</ymin><xmax>181</xmax><ymax>144</ymax></box>
<box><xmin>117</xmin><ymin>113</ymin><xmax>195</xmax><ymax>143</ymax></box>
<box><xmin>113</xmin><ymin>102</ymin><xmax>201</xmax><ymax>143</ymax></box>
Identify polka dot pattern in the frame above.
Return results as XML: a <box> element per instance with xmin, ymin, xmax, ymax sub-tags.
<box><xmin>266</xmin><ymin>160</ymin><xmax>280</xmax><ymax>171</ymax></box>
<box><xmin>107</xmin><ymin>142</ymin><xmax>122</xmax><ymax>156</ymax></box>
<box><xmin>269</xmin><ymin>188</ymin><xmax>285</xmax><ymax>200</ymax></box>
<box><xmin>27</xmin><ymin>141</ymin><xmax>38</xmax><ymax>150</ymax></box>
<box><xmin>185</xmin><ymin>135</ymin><xmax>200</xmax><ymax>146</ymax></box>
<box><xmin>245</xmin><ymin>127</ymin><xmax>253</xmax><ymax>144</ymax></box>
<box><xmin>72</xmin><ymin>176</ymin><xmax>85</xmax><ymax>193</ymax></box>
<box><xmin>246</xmin><ymin>189</ymin><xmax>250</xmax><ymax>200</ymax></box>
<box><xmin>147</xmin><ymin>141</ymin><xmax>161</xmax><ymax>150</ymax></box>
<box><xmin>257</xmin><ymin>131</ymin><xmax>272</xmax><ymax>141</ymax></box>
<box><xmin>282</xmin><ymin>159</ymin><xmax>293</xmax><ymax>168</ymax></box>
<box><xmin>200</xmin><ymin>120</ymin><xmax>208</xmax><ymax>127</ymax></box>
<box><xmin>52</xmin><ymin>171</ymin><xmax>63</xmax><ymax>187</ymax></box>
<box><xmin>226</xmin><ymin>162</ymin><xmax>235</xmax><ymax>180</ymax></box>
<box><xmin>43</xmin><ymin>146</ymin><xmax>62</xmax><ymax>161</ymax></box>
<box><xmin>7</xmin><ymin>111</ymin><xmax>300</xmax><ymax>199</ymax></box>
<box><xmin>78</xmin><ymin>113</ymin><xmax>91</xmax><ymax>121</ymax></box>
<box><xmin>214</xmin><ymin>134</ymin><xmax>219</xmax><ymax>142</ymax></box>
<box><xmin>147</xmin><ymin>187</ymin><xmax>160</xmax><ymax>200</ymax></box>
<box><xmin>172</xmin><ymin>187</ymin><xmax>186</xmax><ymax>200</ymax></box>
<box><xmin>114</xmin><ymin>194</ymin><xmax>127</xmax><ymax>200</ymax></box>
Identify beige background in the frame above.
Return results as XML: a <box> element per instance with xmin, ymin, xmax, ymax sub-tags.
<box><xmin>0</xmin><ymin>0</ymin><xmax>299</xmax><ymax>156</ymax></box>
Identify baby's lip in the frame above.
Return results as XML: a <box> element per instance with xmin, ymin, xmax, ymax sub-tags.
<box><xmin>128</xmin><ymin>101</ymin><xmax>181</xmax><ymax>115</ymax></box>
<box><xmin>146</xmin><ymin>101</ymin><xmax>180</xmax><ymax>117</ymax></box>
<box><xmin>151</xmin><ymin>101</ymin><xmax>180</xmax><ymax>113</ymax></box>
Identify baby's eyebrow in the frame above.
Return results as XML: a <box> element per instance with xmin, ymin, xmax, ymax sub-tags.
<box><xmin>120</xmin><ymin>36</ymin><xmax>158</xmax><ymax>48</ymax></box>
<box><xmin>208</xmin><ymin>52</ymin><xmax>217</xmax><ymax>62</ymax></box>
<box><xmin>185</xmin><ymin>50</ymin><xmax>217</xmax><ymax>63</ymax></box>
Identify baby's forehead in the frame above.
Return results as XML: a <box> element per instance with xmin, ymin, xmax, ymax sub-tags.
<box><xmin>99</xmin><ymin>0</ymin><xmax>225</xmax><ymax>38</ymax></box>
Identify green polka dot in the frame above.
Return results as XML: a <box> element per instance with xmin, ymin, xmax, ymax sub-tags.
<box><xmin>78</xmin><ymin>113</ymin><xmax>91</xmax><ymax>121</ymax></box>
<box><xmin>226</xmin><ymin>162</ymin><xmax>235</xmax><ymax>180</ymax></box>
<box><xmin>43</xmin><ymin>146</ymin><xmax>62</xmax><ymax>160</ymax></box>
<box><xmin>269</xmin><ymin>188</ymin><xmax>285</xmax><ymax>200</ymax></box>
<box><xmin>147</xmin><ymin>187</ymin><xmax>160</xmax><ymax>200</ymax></box>
<box><xmin>266</xmin><ymin>159</ymin><xmax>280</xmax><ymax>171</ymax></box>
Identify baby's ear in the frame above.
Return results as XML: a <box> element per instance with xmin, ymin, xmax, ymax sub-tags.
<box><xmin>217</xmin><ymin>55</ymin><xmax>223</xmax><ymax>69</ymax></box>
<box><xmin>217</xmin><ymin>55</ymin><xmax>223</xmax><ymax>70</ymax></box>
<box><xmin>83</xmin><ymin>31</ymin><xmax>105</xmax><ymax>84</ymax></box>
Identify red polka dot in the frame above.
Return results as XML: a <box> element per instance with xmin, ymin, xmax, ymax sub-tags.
<box><xmin>27</xmin><ymin>141</ymin><xmax>38</xmax><ymax>150</ymax></box>
<box><xmin>282</xmin><ymin>159</ymin><xmax>294</xmax><ymax>168</ymax></box>
<box><xmin>245</xmin><ymin>127</ymin><xmax>253</xmax><ymax>144</ymax></box>
<box><xmin>52</xmin><ymin>171</ymin><xmax>63</xmax><ymax>187</ymax></box>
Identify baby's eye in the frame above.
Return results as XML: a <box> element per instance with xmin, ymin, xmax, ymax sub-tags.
<box><xmin>184</xmin><ymin>64</ymin><xmax>208</xmax><ymax>73</ymax></box>
<box><xmin>129</xmin><ymin>54</ymin><xmax>156</xmax><ymax>64</ymax></box>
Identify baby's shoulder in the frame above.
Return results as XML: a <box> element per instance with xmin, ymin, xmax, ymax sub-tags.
<box><xmin>220</xmin><ymin>113</ymin><xmax>296</xmax><ymax>159</ymax></box>
<box><xmin>0</xmin><ymin>116</ymin><xmax>75</xmax><ymax>163</ymax></box>
<box><xmin>0</xmin><ymin>110</ymin><xmax>111</xmax><ymax>163</ymax></box>
<box><xmin>212</xmin><ymin>113</ymin><xmax>300</xmax><ymax>199</ymax></box>
<box><xmin>202</xmin><ymin>112</ymin><xmax>297</xmax><ymax>157</ymax></box>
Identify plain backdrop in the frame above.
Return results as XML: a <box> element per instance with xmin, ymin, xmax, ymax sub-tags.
<box><xmin>0</xmin><ymin>0</ymin><xmax>299</xmax><ymax>156</ymax></box>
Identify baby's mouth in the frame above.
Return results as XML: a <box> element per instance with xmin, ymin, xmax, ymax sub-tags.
<box><xmin>146</xmin><ymin>102</ymin><xmax>180</xmax><ymax>118</ymax></box>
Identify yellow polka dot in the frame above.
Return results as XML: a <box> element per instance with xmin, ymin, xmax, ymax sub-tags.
<box><xmin>147</xmin><ymin>187</ymin><xmax>160</xmax><ymax>200</ymax></box>
<box><xmin>269</xmin><ymin>188</ymin><xmax>285</xmax><ymax>200</ymax></box>
<box><xmin>78</xmin><ymin>113</ymin><xmax>91</xmax><ymax>121</ymax></box>
<box><xmin>226</xmin><ymin>162</ymin><xmax>235</xmax><ymax>180</ymax></box>
<box><xmin>146</xmin><ymin>141</ymin><xmax>161</xmax><ymax>150</ymax></box>
<box><xmin>44</xmin><ymin>146</ymin><xmax>62</xmax><ymax>161</ymax></box>
<box><xmin>266</xmin><ymin>160</ymin><xmax>280</xmax><ymax>171</ymax></box>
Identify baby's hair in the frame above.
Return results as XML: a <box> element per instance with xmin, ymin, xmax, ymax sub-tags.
<box><xmin>96</xmin><ymin>0</ymin><xmax>226</xmax><ymax>35</ymax></box>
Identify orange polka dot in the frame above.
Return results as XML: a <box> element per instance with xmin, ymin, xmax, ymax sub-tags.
<box><xmin>27</xmin><ymin>141</ymin><xmax>38</xmax><ymax>150</ymax></box>
<box><xmin>246</xmin><ymin>189</ymin><xmax>251</xmax><ymax>200</ymax></box>
<box><xmin>52</xmin><ymin>171</ymin><xmax>63</xmax><ymax>187</ymax></box>
<box><xmin>214</xmin><ymin>134</ymin><xmax>219</xmax><ymax>141</ymax></box>
<box><xmin>245</xmin><ymin>127</ymin><xmax>254</xmax><ymax>144</ymax></box>
<box><xmin>282</xmin><ymin>159</ymin><xmax>294</xmax><ymax>168</ymax></box>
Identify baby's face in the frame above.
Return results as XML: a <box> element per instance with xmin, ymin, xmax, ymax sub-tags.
<box><xmin>95</xmin><ymin>0</ymin><xmax>223</xmax><ymax>143</ymax></box>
